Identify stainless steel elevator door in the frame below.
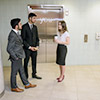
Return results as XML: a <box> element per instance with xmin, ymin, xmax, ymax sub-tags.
<box><xmin>28</xmin><ymin>5</ymin><xmax>64</xmax><ymax>63</ymax></box>
<box><xmin>36</xmin><ymin>18</ymin><xmax>58</xmax><ymax>63</ymax></box>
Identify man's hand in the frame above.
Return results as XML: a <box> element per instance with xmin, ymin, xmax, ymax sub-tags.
<box><xmin>30</xmin><ymin>47</ymin><xmax>38</xmax><ymax>51</ymax></box>
<box><xmin>34</xmin><ymin>47</ymin><xmax>38</xmax><ymax>51</ymax></box>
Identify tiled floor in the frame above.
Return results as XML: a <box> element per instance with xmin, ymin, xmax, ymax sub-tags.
<box><xmin>1</xmin><ymin>63</ymin><xmax>100</xmax><ymax>100</ymax></box>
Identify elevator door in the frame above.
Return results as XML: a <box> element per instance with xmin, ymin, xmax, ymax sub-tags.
<box><xmin>36</xmin><ymin>21</ymin><xmax>57</xmax><ymax>63</ymax></box>
<box><xmin>28</xmin><ymin>5</ymin><xmax>63</xmax><ymax>63</ymax></box>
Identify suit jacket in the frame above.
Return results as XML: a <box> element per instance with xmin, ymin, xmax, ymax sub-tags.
<box><xmin>7</xmin><ymin>30</ymin><xmax>25</xmax><ymax>60</ymax></box>
<box><xmin>21</xmin><ymin>23</ymin><xmax>39</xmax><ymax>50</ymax></box>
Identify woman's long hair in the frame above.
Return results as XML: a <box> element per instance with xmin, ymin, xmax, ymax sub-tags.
<box><xmin>58</xmin><ymin>21</ymin><xmax>68</xmax><ymax>33</ymax></box>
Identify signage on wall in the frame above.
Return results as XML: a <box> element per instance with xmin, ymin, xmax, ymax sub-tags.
<box><xmin>96</xmin><ymin>33</ymin><xmax>100</xmax><ymax>40</ymax></box>
<box><xmin>64</xmin><ymin>8</ymin><xmax>69</xmax><ymax>16</ymax></box>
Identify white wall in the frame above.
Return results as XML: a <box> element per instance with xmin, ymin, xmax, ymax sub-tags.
<box><xmin>0</xmin><ymin>0</ymin><xmax>100</xmax><ymax>66</ymax></box>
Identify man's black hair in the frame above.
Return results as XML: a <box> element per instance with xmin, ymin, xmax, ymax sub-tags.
<box><xmin>28</xmin><ymin>13</ymin><xmax>37</xmax><ymax>19</ymax></box>
<box><xmin>10</xmin><ymin>18</ymin><xmax>21</xmax><ymax>29</ymax></box>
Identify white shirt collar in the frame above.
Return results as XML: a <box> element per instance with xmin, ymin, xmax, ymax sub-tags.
<box><xmin>28</xmin><ymin>22</ymin><xmax>33</xmax><ymax>26</ymax></box>
<box><xmin>12</xmin><ymin>29</ymin><xmax>18</xmax><ymax>34</ymax></box>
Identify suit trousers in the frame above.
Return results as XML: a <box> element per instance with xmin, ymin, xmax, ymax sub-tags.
<box><xmin>24</xmin><ymin>49</ymin><xmax>37</xmax><ymax>78</ymax></box>
<box><xmin>10</xmin><ymin>58</ymin><xmax>29</xmax><ymax>88</ymax></box>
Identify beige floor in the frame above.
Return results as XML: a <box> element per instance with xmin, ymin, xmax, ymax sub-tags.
<box><xmin>1</xmin><ymin>63</ymin><xmax>100</xmax><ymax>100</ymax></box>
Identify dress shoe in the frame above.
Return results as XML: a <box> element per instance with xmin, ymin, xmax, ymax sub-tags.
<box><xmin>25</xmin><ymin>83</ymin><xmax>37</xmax><ymax>89</ymax></box>
<box><xmin>11</xmin><ymin>88</ymin><xmax>24</xmax><ymax>92</ymax></box>
<box><xmin>32</xmin><ymin>75</ymin><xmax>42</xmax><ymax>79</ymax></box>
<box><xmin>58</xmin><ymin>75</ymin><xmax>65</xmax><ymax>82</ymax></box>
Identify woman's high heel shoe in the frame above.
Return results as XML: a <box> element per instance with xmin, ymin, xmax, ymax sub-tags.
<box><xmin>58</xmin><ymin>75</ymin><xmax>65</xmax><ymax>82</ymax></box>
<box><xmin>56</xmin><ymin>77</ymin><xmax>60</xmax><ymax>80</ymax></box>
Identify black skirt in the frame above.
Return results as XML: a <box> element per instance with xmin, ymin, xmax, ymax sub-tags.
<box><xmin>56</xmin><ymin>44</ymin><xmax>67</xmax><ymax>65</ymax></box>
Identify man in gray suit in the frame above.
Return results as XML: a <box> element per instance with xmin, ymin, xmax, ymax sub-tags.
<box><xmin>7</xmin><ymin>18</ymin><xmax>37</xmax><ymax>92</ymax></box>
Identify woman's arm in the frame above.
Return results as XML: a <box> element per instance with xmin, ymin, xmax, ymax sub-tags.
<box><xmin>55</xmin><ymin>37</ymin><xmax>70</xmax><ymax>45</ymax></box>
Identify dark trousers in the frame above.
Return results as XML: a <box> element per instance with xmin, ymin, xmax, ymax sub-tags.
<box><xmin>24</xmin><ymin>50</ymin><xmax>37</xmax><ymax>78</ymax></box>
<box><xmin>11</xmin><ymin>58</ymin><xmax>29</xmax><ymax>88</ymax></box>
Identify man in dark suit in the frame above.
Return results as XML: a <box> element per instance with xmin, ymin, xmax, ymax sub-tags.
<box><xmin>7</xmin><ymin>18</ymin><xmax>37</xmax><ymax>92</ymax></box>
<box><xmin>21</xmin><ymin>13</ymin><xmax>42</xmax><ymax>79</ymax></box>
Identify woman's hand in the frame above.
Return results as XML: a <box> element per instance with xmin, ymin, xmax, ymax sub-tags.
<box><xmin>55</xmin><ymin>39</ymin><xmax>62</xmax><ymax>44</ymax></box>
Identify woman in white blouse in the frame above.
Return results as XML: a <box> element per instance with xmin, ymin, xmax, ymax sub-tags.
<box><xmin>55</xmin><ymin>21</ymin><xmax>70</xmax><ymax>82</ymax></box>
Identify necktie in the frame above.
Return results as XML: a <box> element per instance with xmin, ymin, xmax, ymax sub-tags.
<box><xmin>30</xmin><ymin>24</ymin><xmax>33</xmax><ymax>30</ymax></box>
